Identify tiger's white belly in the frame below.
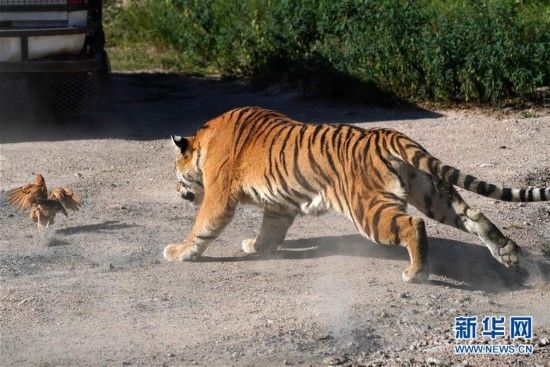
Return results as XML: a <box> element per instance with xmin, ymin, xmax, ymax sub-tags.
<box><xmin>300</xmin><ymin>194</ymin><xmax>329</xmax><ymax>215</ymax></box>
<box><xmin>242</xmin><ymin>185</ymin><xmax>329</xmax><ymax>215</ymax></box>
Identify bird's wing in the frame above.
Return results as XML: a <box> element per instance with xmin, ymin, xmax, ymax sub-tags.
<box><xmin>8</xmin><ymin>182</ymin><xmax>47</xmax><ymax>210</ymax></box>
<box><xmin>49</xmin><ymin>187</ymin><xmax>81</xmax><ymax>211</ymax></box>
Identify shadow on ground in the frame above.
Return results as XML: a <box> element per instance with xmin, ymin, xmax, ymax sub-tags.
<box><xmin>46</xmin><ymin>238</ymin><xmax>71</xmax><ymax>247</ymax></box>
<box><xmin>0</xmin><ymin>73</ymin><xmax>442</xmax><ymax>143</ymax></box>
<box><xmin>200</xmin><ymin>234</ymin><xmax>550</xmax><ymax>293</ymax></box>
<box><xmin>55</xmin><ymin>220</ymin><xmax>138</xmax><ymax>235</ymax></box>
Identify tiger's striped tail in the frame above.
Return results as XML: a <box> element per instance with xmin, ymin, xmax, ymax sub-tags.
<box><xmin>389</xmin><ymin>132</ymin><xmax>549</xmax><ymax>202</ymax></box>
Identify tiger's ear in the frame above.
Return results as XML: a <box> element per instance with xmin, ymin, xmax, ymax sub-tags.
<box><xmin>171</xmin><ymin>135</ymin><xmax>189</xmax><ymax>153</ymax></box>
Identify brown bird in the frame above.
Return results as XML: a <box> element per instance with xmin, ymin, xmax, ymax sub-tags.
<box><xmin>29</xmin><ymin>200</ymin><xmax>69</xmax><ymax>229</ymax></box>
<box><xmin>8</xmin><ymin>174</ymin><xmax>81</xmax><ymax>229</ymax></box>
<box><xmin>8</xmin><ymin>174</ymin><xmax>48</xmax><ymax>210</ymax></box>
<box><xmin>49</xmin><ymin>187</ymin><xmax>82</xmax><ymax>211</ymax></box>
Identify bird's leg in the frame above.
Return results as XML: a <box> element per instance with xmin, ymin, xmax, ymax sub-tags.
<box><xmin>37</xmin><ymin>211</ymin><xmax>41</xmax><ymax>230</ymax></box>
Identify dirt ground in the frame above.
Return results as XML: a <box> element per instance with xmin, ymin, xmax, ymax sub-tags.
<box><xmin>0</xmin><ymin>73</ymin><xmax>549</xmax><ymax>367</ymax></box>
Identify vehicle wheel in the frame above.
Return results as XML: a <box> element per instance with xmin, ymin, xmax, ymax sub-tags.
<box><xmin>98</xmin><ymin>51</ymin><xmax>113</xmax><ymax>103</ymax></box>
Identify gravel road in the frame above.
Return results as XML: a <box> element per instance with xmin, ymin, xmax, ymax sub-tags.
<box><xmin>1</xmin><ymin>73</ymin><xmax>549</xmax><ymax>366</ymax></box>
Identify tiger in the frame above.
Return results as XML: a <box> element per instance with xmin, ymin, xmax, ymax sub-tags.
<box><xmin>164</xmin><ymin>106</ymin><xmax>549</xmax><ymax>282</ymax></box>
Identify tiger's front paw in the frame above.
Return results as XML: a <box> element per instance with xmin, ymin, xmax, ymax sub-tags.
<box><xmin>163</xmin><ymin>244</ymin><xmax>200</xmax><ymax>261</ymax></box>
<box><xmin>242</xmin><ymin>238</ymin><xmax>279</xmax><ymax>255</ymax></box>
<box><xmin>401</xmin><ymin>266</ymin><xmax>429</xmax><ymax>283</ymax></box>
<box><xmin>242</xmin><ymin>238</ymin><xmax>258</xmax><ymax>254</ymax></box>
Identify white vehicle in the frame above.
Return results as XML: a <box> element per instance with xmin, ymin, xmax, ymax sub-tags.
<box><xmin>0</xmin><ymin>0</ymin><xmax>108</xmax><ymax>117</ymax></box>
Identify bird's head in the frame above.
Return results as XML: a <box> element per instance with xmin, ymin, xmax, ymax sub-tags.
<box><xmin>171</xmin><ymin>134</ymin><xmax>205</xmax><ymax>206</ymax></box>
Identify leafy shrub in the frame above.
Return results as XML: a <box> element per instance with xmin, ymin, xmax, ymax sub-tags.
<box><xmin>104</xmin><ymin>0</ymin><xmax>550</xmax><ymax>104</ymax></box>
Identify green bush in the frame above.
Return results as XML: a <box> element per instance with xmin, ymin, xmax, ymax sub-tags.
<box><xmin>104</xmin><ymin>0</ymin><xmax>549</xmax><ymax>104</ymax></box>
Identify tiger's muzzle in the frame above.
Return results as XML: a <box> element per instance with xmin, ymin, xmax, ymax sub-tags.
<box><xmin>180</xmin><ymin>191</ymin><xmax>195</xmax><ymax>202</ymax></box>
<box><xmin>176</xmin><ymin>180</ymin><xmax>201</xmax><ymax>204</ymax></box>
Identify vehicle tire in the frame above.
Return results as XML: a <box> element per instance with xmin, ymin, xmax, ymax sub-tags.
<box><xmin>98</xmin><ymin>51</ymin><xmax>113</xmax><ymax>103</ymax></box>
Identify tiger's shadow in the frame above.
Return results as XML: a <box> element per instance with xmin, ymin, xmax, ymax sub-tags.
<box><xmin>201</xmin><ymin>234</ymin><xmax>550</xmax><ymax>293</ymax></box>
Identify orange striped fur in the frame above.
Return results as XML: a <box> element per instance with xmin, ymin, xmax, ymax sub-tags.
<box><xmin>164</xmin><ymin>107</ymin><xmax>548</xmax><ymax>282</ymax></box>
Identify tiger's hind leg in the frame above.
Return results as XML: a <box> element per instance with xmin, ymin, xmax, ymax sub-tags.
<box><xmin>242</xmin><ymin>208</ymin><xmax>295</xmax><ymax>255</ymax></box>
<box><xmin>354</xmin><ymin>197</ymin><xmax>430</xmax><ymax>282</ymax></box>
<box><xmin>405</xmin><ymin>168</ymin><xmax>521</xmax><ymax>268</ymax></box>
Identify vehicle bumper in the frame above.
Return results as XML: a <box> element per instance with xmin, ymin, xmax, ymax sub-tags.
<box><xmin>0</xmin><ymin>23</ymin><xmax>99</xmax><ymax>73</ymax></box>
<box><xmin>0</xmin><ymin>54</ymin><xmax>102</xmax><ymax>73</ymax></box>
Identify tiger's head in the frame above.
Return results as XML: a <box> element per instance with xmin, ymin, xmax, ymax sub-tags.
<box><xmin>171</xmin><ymin>134</ymin><xmax>205</xmax><ymax>206</ymax></box>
